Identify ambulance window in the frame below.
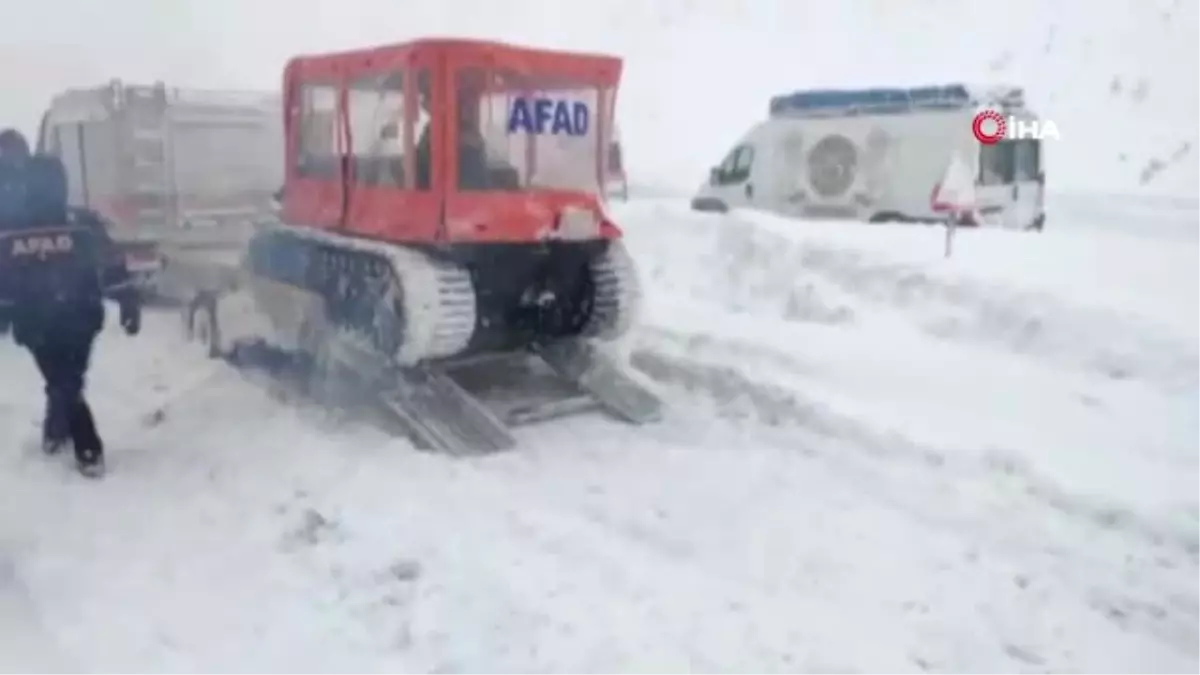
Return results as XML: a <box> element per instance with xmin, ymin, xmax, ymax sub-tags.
<box><xmin>718</xmin><ymin>144</ymin><xmax>754</xmax><ymax>184</ymax></box>
<box><xmin>1014</xmin><ymin>140</ymin><xmax>1040</xmax><ymax>182</ymax></box>
<box><xmin>978</xmin><ymin>141</ymin><xmax>1015</xmax><ymax>185</ymax></box>
<box><xmin>296</xmin><ymin>84</ymin><xmax>339</xmax><ymax>180</ymax></box>
<box><xmin>347</xmin><ymin>72</ymin><xmax>406</xmax><ymax>188</ymax></box>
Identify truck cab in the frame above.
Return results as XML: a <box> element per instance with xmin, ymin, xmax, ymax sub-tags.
<box><xmin>691</xmin><ymin>123</ymin><xmax>772</xmax><ymax>215</ymax></box>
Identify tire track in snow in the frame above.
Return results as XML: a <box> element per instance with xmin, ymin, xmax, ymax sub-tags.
<box><xmin>80</xmin><ymin>379</ymin><xmax>891</xmax><ymax>671</ymax></box>
<box><xmin>630</xmin><ymin>331</ymin><xmax>1199</xmax><ymax>556</ymax></box>
<box><xmin>95</xmin><ymin>312</ymin><xmax>1200</xmax><ymax>669</ymax></box>
<box><xmin>624</xmin><ymin>334</ymin><xmax>1198</xmax><ymax>666</ymax></box>
<box><xmin>2</xmin><ymin>304</ymin><xmax>1193</xmax><ymax>670</ymax></box>
<box><xmin>0</xmin><ymin>330</ymin><xmax>1119</xmax><ymax>671</ymax></box>
<box><xmin>340</xmin><ymin>454</ymin><xmax>894</xmax><ymax>672</ymax></box>
<box><xmin>296</xmin><ymin>413</ymin><xmax>1126</xmax><ymax>672</ymax></box>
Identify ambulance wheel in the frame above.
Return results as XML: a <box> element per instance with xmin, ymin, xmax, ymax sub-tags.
<box><xmin>690</xmin><ymin>196</ymin><xmax>728</xmax><ymax>213</ymax></box>
<box><xmin>186</xmin><ymin>293</ymin><xmax>222</xmax><ymax>359</ymax></box>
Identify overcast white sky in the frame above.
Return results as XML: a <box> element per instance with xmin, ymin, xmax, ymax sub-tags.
<box><xmin>1</xmin><ymin>0</ymin><xmax>1195</xmax><ymax>195</ymax></box>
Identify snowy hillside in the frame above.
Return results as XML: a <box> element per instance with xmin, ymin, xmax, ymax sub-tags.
<box><xmin>1</xmin><ymin>196</ymin><xmax>1195</xmax><ymax>672</ymax></box>
<box><xmin>3</xmin><ymin>0</ymin><xmax>1193</xmax><ymax>197</ymax></box>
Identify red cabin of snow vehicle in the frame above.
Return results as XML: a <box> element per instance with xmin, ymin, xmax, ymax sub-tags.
<box><xmin>183</xmin><ymin>39</ymin><xmax>659</xmax><ymax>454</ymax></box>
<box><xmin>280</xmin><ymin>38</ymin><xmax>624</xmax><ymax>244</ymax></box>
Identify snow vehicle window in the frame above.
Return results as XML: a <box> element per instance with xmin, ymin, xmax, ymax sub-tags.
<box><xmin>347</xmin><ymin>72</ymin><xmax>406</xmax><ymax>188</ymax></box>
<box><xmin>457</xmin><ymin>68</ymin><xmax>607</xmax><ymax>194</ymax></box>
<box><xmin>715</xmin><ymin>144</ymin><xmax>754</xmax><ymax>184</ymax></box>
<box><xmin>978</xmin><ymin>140</ymin><xmax>1015</xmax><ymax>186</ymax></box>
<box><xmin>413</xmin><ymin>68</ymin><xmax>432</xmax><ymax>191</ymax></box>
<box><xmin>1013</xmin><ymin>139</ymin><xmax>1040</xmax><ymax>182</ymax></box>
<box><xmin>296</xmin><ymin>84</ymin><xmax>339</xmax><ymax>180</ymax></box>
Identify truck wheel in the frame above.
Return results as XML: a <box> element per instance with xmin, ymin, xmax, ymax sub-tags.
<box><xmin>690</xmin><ymin>196</ymin><xmax>728</xmax><ymax>213</ymax></box>
<box><xmin>187</xmin><ymin>293</ymin><xmax>222</xmax><ymax>359</ymax></box>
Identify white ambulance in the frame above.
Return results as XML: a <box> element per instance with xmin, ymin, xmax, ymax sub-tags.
<box><xmin>691</xmin><ymin>84</ymin><xmax>1046</xmax><ymax>230</ymax></box>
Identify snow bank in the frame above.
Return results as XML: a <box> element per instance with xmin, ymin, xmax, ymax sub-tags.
<box><xmin>615</xmin><ymin>198</ymin><xmax>1198</xmax><ymax>528</ymax></box>
<box><xmin>617</xmin><ymin>198</ymin><xmax>1197</xmax><ymax>387</ymax></box>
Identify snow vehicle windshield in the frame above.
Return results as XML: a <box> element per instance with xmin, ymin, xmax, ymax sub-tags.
<box><xmin>456</xmin><ymin>68</ymin><xmax>614</xmax><ymax>195</ymax></box>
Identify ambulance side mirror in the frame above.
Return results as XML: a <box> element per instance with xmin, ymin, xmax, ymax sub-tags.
<box><xmin>709</xmin><ymin>167</ymin><xmax>721</xmax><ymax>184</ymax></box>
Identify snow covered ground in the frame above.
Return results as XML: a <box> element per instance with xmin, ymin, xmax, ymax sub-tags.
<box><xmin>0</xmin><ymin>194</ymin><xmax>1195</xmax><ymax>672</ymax></box>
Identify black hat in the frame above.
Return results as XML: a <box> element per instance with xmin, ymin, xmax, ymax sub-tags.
<box><xmin>0</xmin><ymin>128</ymin><xmax>30</xmax><ymax>158</ymax></box>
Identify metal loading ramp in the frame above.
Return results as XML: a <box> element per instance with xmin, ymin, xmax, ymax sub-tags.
<box><xmin>334</xmin><ymin>337</ymin><xmax>664</xmax><ymax>455</ymax></box>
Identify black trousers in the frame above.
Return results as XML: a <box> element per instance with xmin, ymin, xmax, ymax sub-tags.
<box><xmin>28</xmin><ymin>329</ymin><xmax>101</xmax><ymax>456</ymax></box>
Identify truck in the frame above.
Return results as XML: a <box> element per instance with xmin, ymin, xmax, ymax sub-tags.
<box><xmin>691</xmin><ymin>84</ymin><xmax>1046</xmax><ymax>231</ymax></box>
<box><xmin>34</xmin><ymin>80</ymin><xmax>285</xmax><ymax>296</ymax></box>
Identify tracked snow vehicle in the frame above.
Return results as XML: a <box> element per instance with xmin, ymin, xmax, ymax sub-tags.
<box><xmin>184</xmin><ymin>38</ymin><xmax>661</xmax><ymax>452</ymax></box>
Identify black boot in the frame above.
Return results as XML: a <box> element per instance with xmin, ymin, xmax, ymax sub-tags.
<box><xmin>69</xmin><ymin>397</ymin><xmax>105</xmax><ymax>478</ymax></box>
<box><xmin>75</xmin><ymin>446</ymin><xmax>104</xmax><ymax>478</ymax></box>
<box><xmin>42</xmin><ymin>387</ymin><xmax>70</xmax><ymax>455</ymax></box>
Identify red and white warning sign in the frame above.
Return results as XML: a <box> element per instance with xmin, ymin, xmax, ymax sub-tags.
<box><xmin>930</xmin><ymin>153</ymin><xmax>976</xmax><ymax>216</ymax></box>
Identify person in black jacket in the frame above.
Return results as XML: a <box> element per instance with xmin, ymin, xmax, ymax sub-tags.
<box><xmin>0</xmin><ymin>128</ymin><xmax>141</xmax><ymax>477</ymax></box>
